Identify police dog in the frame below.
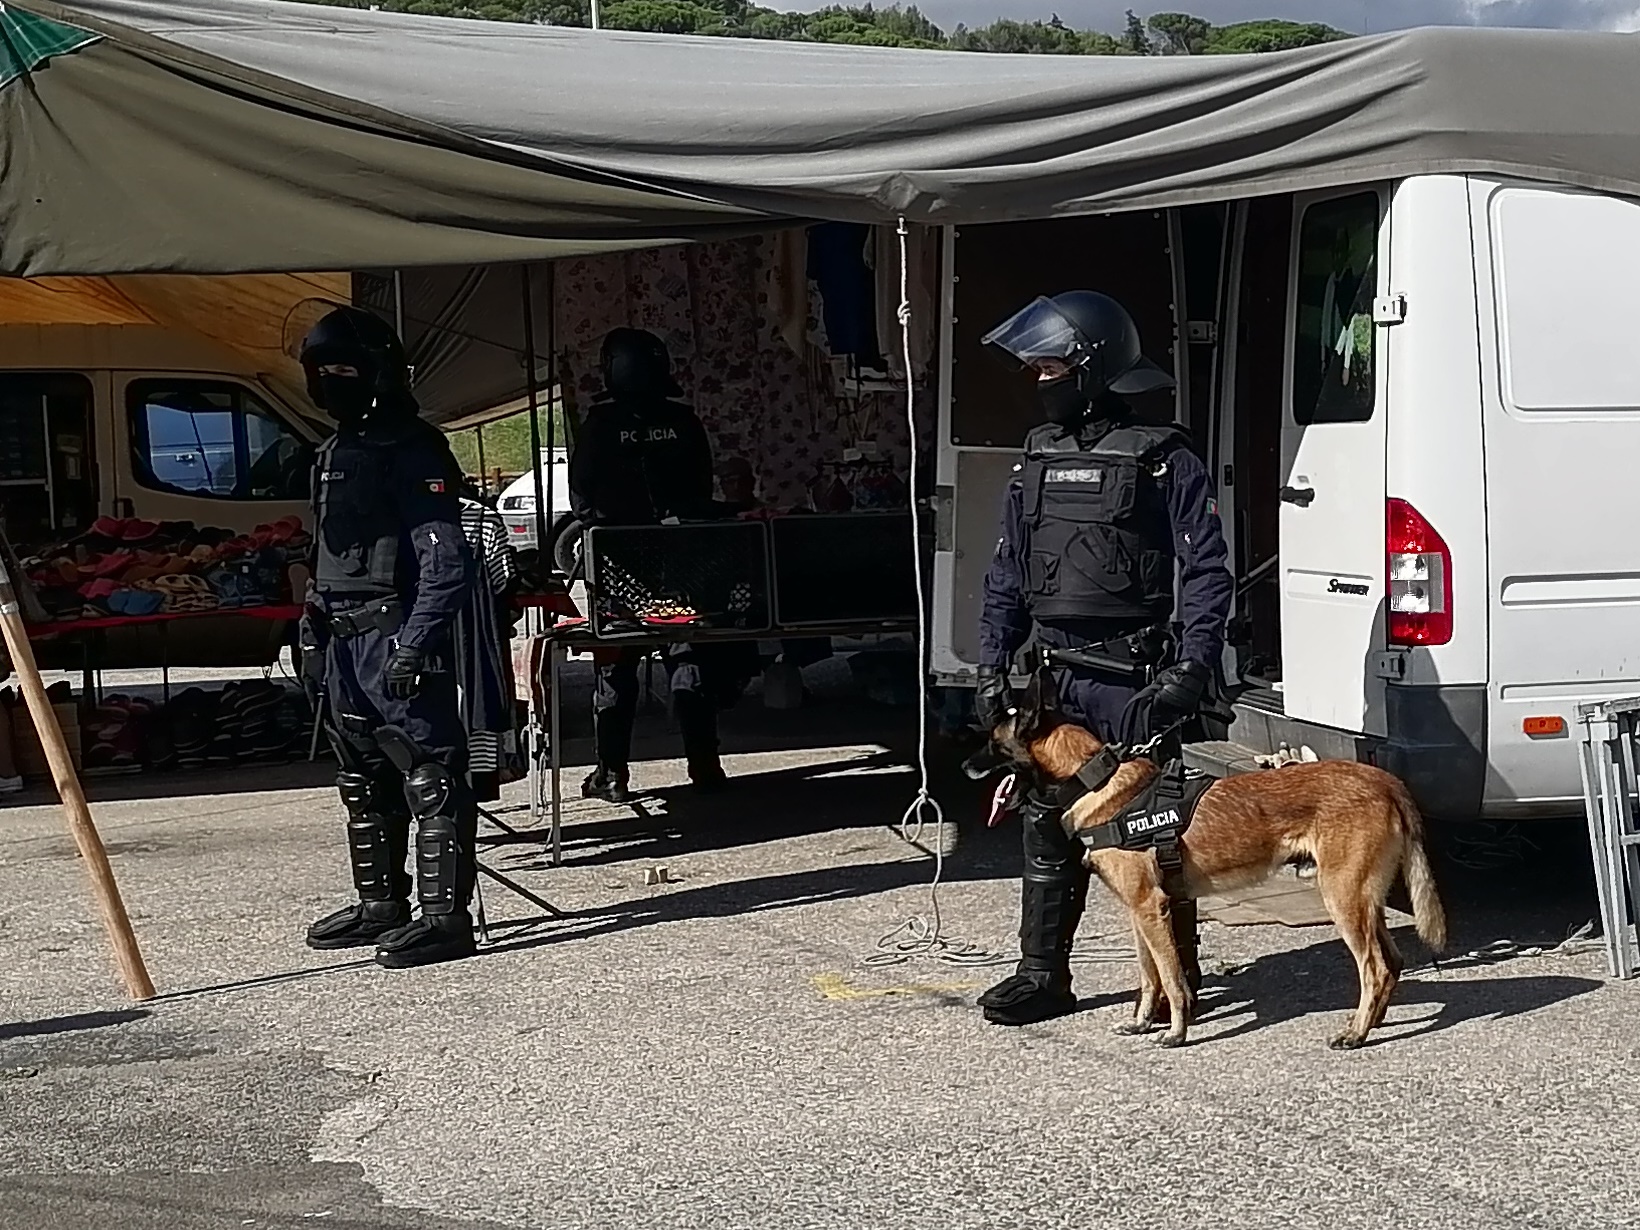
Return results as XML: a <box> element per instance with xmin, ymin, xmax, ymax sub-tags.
<box><xmin>965</xmin><ymin>668</ymin><xmax>1447</xmax><ymax>1049</ymax></box>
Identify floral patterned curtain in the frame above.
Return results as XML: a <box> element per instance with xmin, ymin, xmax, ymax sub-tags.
<box><xmin>552</xmin><ymin>230</ymin><xmax>935</xmax><ymax>512</ymax></box>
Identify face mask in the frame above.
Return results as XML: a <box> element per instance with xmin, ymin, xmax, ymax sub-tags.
<box><xmin>1037</xmin><ymin>373</ymin><xmax>1090</xmax><ymax>426</ymax></box>
<box><xmin>315</xmin><ymin>374</ymin><xmax>376</xmax><ymax>423</ymax></box>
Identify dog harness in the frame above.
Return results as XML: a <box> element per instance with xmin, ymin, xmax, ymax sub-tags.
<box><xmin>1029</xmin><ymin>754</ymin><xmax>1216</xmax><ymax>899</ymax></box>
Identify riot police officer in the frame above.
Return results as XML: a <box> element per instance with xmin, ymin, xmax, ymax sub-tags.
<box><xmin>297</xmin><ymin>306</ymin><xmax>478</xmax><ymax>969</ymax></box>
<box><xmin>973</xmin><ymin>291</ymin><xmax>1233</xmax><ymax>1026</ymax></box>
<box><xmin>571</xmin><ymin>328</ymin><xmax>754</xmax><ymax>803</ymax></box>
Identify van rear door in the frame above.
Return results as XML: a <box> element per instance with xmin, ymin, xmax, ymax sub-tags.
<box><xmin>1473</xmin><ymin>180</ymin><xmax>1640</xmax><ymax>814</ymax></box>
<box><xmin>1277</xmin><ymin>187</ymin><xmax>1390</xmax><ymax>735</ymax></box>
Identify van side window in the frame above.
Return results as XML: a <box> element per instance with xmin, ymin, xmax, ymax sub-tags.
<box><xmin>128</xmin><ymin>380</ymin><xmax>312</xmax><ymax>501</ymax></box>
<box><xmin>1292</xmin><ymin>193</ymin><xmax>1380</xmax><ymax>425</ymax></box>
<box><xmin>1493</xmin><ymin>189</ymin><xmax>1640</xmax><ymax>412</ymax></box>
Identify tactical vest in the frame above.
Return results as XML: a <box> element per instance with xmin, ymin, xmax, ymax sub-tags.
<box><xmin>585</xmin><ymin>396</ymin><xmax>707</xmax><ymax>524</ymax></box>
<box><xmin>1020</xmin><ymin>422</ymin><xmax>1185</xmax><ymax>624</ymax></box>
<box><xmin>311</xmin><ymin>433</ymin><xmax>401</xmax><ymax>597</ymax></box>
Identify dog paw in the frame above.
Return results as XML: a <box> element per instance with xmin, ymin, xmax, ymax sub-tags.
<box><xmin>1112</xmin><ymin>1021</ymin><xmax>1156</xmax><ymax>1036</ymax></box>
<box><xmin>1156</xmin><ymin>1032</ymin><xmax>1188</xmax><ymax>1049</ymax></box>
<box><xmin>1327</xmin><ymin>1032</ymin><xmax>1366</xmax><ymax>1051</ymax></box>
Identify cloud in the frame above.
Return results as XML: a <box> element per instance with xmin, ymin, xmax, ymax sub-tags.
<box><xmin>893</xmin><ymin>0</ymin><xmax>1640</xmax><ymax>36</ymax></box>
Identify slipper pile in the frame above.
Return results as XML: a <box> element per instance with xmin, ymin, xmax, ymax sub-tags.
<box><xmin>20</xmin><ymin>516</ymin><xmax>310</xmax><ymax>622</ymax></box>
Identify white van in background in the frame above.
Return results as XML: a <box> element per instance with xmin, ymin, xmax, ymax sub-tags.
<box><xmin>930</xmin><ymin>174</ymin><xmax>1640</xmax><ymax>822</ymax></box>
<box><xmin>495</xmin><ymin>447</ymin><xmax>573</xmax><ymax>552</ymax></box>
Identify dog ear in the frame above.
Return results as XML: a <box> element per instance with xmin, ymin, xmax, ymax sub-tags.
<box><xmin>1017</xmin><ymin>664</ymin><xmax>1054</xmax><ymax>733</ymax></box>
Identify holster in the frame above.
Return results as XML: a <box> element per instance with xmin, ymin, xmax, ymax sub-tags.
<box><xmin>327</xmin><ymin>597</ymin><xmax>404</xmax><ymax>641</ymax></box>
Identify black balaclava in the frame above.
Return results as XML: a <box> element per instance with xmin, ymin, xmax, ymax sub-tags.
<box><xmin>300</xmin><ymin>306</ymin><xmax>415</xmax><ymax>430</ymax></box>
<box><xmin>1037</xmin><ymin>374</ymin><xmax>1090</xmax><ymax>427</ymax></box>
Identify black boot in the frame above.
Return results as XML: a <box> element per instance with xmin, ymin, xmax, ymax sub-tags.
<box><xmin>376</xmin><ymin>761</ymin><xmax>478</xmax><ymax>970</ymax></box>
<box><xmin>676</xmin><ymin>689</ymin><xmax>727</xmax><ymax>790</ymax></box>
<box><xmin>1171</xmin><ymin>897</ymin><xmax>1203</xmax><ymax>992</ymax></box>
<box><xmin>307</xmin><ymin>767</ymin><xmax>412</xmax><ymax>950</ymax></box>
<box><xmin>979</xmin><ymin>806</ymin><xmax>1089</xmax><ymax>1026</ymax></box>
<box><xmin>374</xmin><ymin>913</ymin><xmax>476</xmax><ymax>969</ymax></box>
<box><xmin>307</xmin><ymin>899</ymin><xmax>412</xmax><ymax>950</ymax></box>
<box><xmin>581</xmin><ymin>765</ymin><xmax>631</xmax><ymax>803</ymax></box>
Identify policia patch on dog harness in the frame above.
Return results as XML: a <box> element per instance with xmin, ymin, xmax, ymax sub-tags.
<box><xmin>1072</xmin><ymin>759</ymin><xmax>1215</xmax><ymax>896</ymax></box>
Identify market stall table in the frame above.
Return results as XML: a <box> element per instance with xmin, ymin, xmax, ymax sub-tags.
<box><xmin>24</xmin><ymin>604</ymin><xmax>304</xmax><ymax>703</ymax></box>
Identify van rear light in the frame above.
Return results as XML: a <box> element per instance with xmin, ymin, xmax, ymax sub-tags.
<box><xmin>1387</xmin><ymin>498</ymin><xmax>1452</xmax><ymax>647</ymax></box>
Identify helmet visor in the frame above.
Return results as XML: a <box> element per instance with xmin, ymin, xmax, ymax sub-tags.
<box><xmin>980</xmin><ymin>297</ymin><xmax>1091</xmax><ymax>370</ymax></box>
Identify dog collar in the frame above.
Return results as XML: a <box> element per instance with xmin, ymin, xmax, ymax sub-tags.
<box><xmin>1033</xmin><ymin>744</ymin><xmax>1125</xmax><ymax>812</ymax></box>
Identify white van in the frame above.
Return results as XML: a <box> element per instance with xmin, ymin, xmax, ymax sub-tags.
<box><xmin>495</xmin><ymin>447</ymin><xmax>573</xmax><ymax>553</ymax></box>
<box><xmin>931</xmin><ymin>174</ymin><xmax>1640</xmax><ymax>822</ymax></box>
<box><xmin>2</xmin><ymin>321</ymin><xmax>322</xmax><ymax>667</ymax></box>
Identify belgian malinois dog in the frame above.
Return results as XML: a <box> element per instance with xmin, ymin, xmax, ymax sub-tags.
<box><xmin>965</xmin><ymin>668</ymin><xmax>1447</xmax><ymax>1049</ymax></box>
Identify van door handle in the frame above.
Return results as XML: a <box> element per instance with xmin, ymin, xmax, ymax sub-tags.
<box><xmin>1278</xmin><ymin>485</ymin><xmax>1315</xmax><ymax>507</ymax></box>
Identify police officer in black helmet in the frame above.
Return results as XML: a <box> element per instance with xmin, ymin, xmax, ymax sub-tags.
<box><xmin>974</xmin><ymin>291</ymin><xmax>1233</xmax><ymax>1026</ymax></box>
<box><xmin>296</xmin><ymin>305</ymin><xmax>478</xmax><ymax>969</ymax></box>
<box><xmin>571</xmin><ymin>327</ymin><xmax>754</xmax><ymax>803</ymax></box>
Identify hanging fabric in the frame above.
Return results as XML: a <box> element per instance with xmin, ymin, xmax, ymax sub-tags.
<box><xmin>455</xmin><ymin>495</ymin><xmax>522</xmax><ymax>801</ymax></box>
<box><xmin>806</xmin><ymin>222</ymin><xmax>880</xmax><ymax>360</ymax></box>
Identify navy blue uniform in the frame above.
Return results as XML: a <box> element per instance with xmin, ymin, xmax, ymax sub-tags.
<box><xmin>571</xmin><ymin>392</ymin><xmax>753</xmax><ymax>782</ymax></box>
<box><xmin>313</xmin><ymin>417</ymin><xmax>474</xmax><ymax>772</ymax></box>
<box><xmin>978</xmin><ymin>430</ymin><xmax>1231</xmax><ymax>742</ymax></box>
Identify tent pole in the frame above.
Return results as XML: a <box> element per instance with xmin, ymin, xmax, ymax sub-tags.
<box><xmin>521</xmin><ymin>266</ymin><xmax>549</xmax><ymax>559</ymax></box>
<box><xmin>590</xmin><ymin>1</ymin><xmax>602</xmax><ymax>30</ymax></box>
<box><xmin>545</xmin><ymin>262</ymin><xmax>556</xmax><ymax>529</ymax></box>
<box><xmin>475</xmin><ymin>425</ymin><xmax>488</xmax><ymax>496</ymax></box>
<box><xmin>0</xmin><ymin>557</ymin><xmax>154</xmax><ymax>1002</ymax></box>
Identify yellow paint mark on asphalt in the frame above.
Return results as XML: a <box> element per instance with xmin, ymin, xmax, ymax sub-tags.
<box><xmin>812</xmin><ymin>972</ymin><xmax>986</xmax><ymax>1002</ymax></box>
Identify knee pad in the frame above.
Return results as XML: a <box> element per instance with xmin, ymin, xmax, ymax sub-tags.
<box><xmin>336</xmin><ymin>770</ymin><xmax>372</xmax><ymax>820</ymax></box>
<box><xmin>1022</xmin><ymin>803</ymin><xmax>1083</xmax><ymax>882</ymax></box>
<box><xmin>406</xmin><ymin>762</ymin><xmax>470</xmax><ymax>916</ymax></box>
<box><xmin>335</xmin><ymin>771</ymin><xmax>407</xmax><ymax>901</ymax></box>
<box><xmin>405</xmin><ymin>761</ymin><xmax>454</xmax><ymax>823</ymax></box>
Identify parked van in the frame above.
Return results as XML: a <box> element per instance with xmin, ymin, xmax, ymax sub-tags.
<box><xmin>2</xmin><ymin>319</ymin><xmax>323</xmax><ymax>667</ymax></box>
<box><xmin>495</xmin><ymin>447</ymin><xmax>574</xmax><ymax>552</ymax></box>
<box><xmin>931</xmin><ymin>174</ymin><xmax>1640</xmax><ymax>822</ymax></box>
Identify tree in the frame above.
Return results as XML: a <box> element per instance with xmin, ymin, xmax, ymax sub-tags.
<box><xmin>301</xmin><ymin>3</ymin><xmax>1351</xmax><ymax>58</ymax></box>
<box><xmin>1121</xmin><ymin>8</ymin><xmax>1150</xmax><ymax>55</ymax></box>
<box><xmin>1202</xmin><ymin>20</ymin><xmax>1352</xmax><ymax>54</ymax></box>
<box><xmin>1148</xmin><ymin>11</ymin><xmax>1210</xmax><ymax>55</ymax></box>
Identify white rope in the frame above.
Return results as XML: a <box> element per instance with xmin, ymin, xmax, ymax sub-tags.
<box><xmin>866</xmin><ymin>218</ymin><xmax>1133</xmax><ymax>972</ymax></box>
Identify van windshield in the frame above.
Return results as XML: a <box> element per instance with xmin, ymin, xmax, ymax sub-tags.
<box><xmin>129</xmin><ymin>381</ymin><xmax>312</xmax><ymax>502</ymax></box>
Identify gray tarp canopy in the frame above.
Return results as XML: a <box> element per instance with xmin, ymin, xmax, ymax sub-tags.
<box><xmin>6</xmin><ymin>0</ymin><xmax>1640</xmax><ymax>276</ymax></box>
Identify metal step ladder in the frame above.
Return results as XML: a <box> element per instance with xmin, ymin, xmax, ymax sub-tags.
<box><xmin>1576</xmin><ymin>698</ymin><xmax>1640</xmax><ymax>979</ymax></box>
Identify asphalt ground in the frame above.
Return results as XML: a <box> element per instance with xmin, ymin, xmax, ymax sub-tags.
<box><xmin>2</xmin><ymin>660</ymin><xmax>1634</xmax><ymax>1230</ymax></box>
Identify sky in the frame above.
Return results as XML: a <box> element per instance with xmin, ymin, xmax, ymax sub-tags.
<box><xmin>895</xmin><ymin>1</ymin><xmax>1640</xmax><ymax>35</ymax></box>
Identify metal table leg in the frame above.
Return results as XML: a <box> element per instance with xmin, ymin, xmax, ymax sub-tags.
<box><xmin>525</xmin><ymin>646</ymin><xmax>540</xmax><ymax>836</ymax></box>
<box><xmin>550</xmin><ymin>637</ymin><xmax>563</xmax><ymax>868</ymax></box>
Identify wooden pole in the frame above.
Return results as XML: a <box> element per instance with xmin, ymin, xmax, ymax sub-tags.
<box><xmin>0</xmin><ymin>556</ymin><xmax>155</xmax><ymax>1001</ymax></box>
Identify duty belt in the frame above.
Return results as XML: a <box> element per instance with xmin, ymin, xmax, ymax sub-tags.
<box><xmin>327</xmin><ymin>597</ymin><xmax>404</xmax><ymax>640</ymax></box>
<box><xmin>1042</xmin><ymin>625</ymin><xmax>1171</xmax><ymax>685</ymax></box>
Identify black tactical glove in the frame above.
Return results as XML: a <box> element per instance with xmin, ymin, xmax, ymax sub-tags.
<box><xmin>384</xmin><ymin>644</ymin><xmax>428</xmax><ymax>701</ymax></box>
<box><xmin>298</xmin><ymin>611</ymin><xmax>327</xmax><ymax>710</ymax></box>
<box><xmin>975</xmin><ymin>665</ymin><xmax>1011</xmax><ymax>732</ymax></box>
<box><xmin>1151</xmin><ymin>659</ymin><xmax>1211</xmax><ymax>721</ymax></box>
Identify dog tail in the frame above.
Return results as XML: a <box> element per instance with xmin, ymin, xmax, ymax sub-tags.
<box><xmin>1394</xmin><ymin>782</ymin><xmax>1447</xmax><ymax>952</ymax></box>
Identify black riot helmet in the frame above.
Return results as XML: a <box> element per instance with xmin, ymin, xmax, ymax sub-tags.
<box><xmin>983</xmin><ymin>291</ymin><xmax>1174</xmax><ymax>424</ymax></box>
<box><xmin>299</xmin><ymin>306</ymin><xmax>414</xmax><ymax>424</ymax></box>
<box><xmin>601</xmin><ymin>327</ymin><xmax>682</xmax><ymax>400</ymax></box>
